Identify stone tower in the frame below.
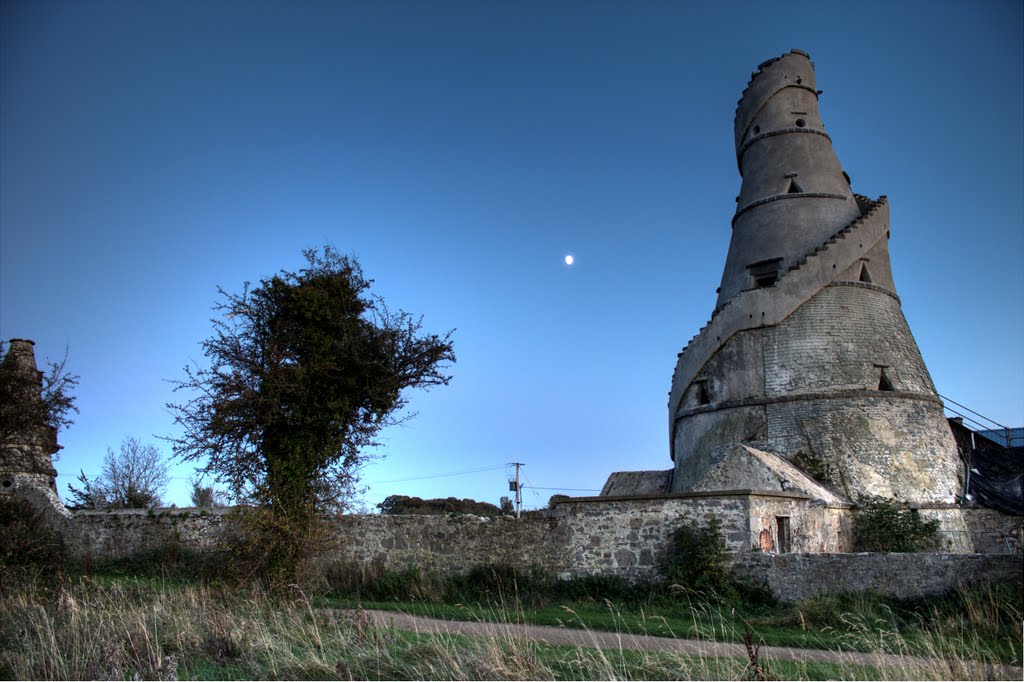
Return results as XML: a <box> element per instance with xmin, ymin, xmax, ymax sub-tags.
<box><xmin>668</xmin><ymin>50</ymin><xmax>961</xmax><ymax>504</ymax></box>
<box><xmin>1</xmin><ymin>339</ymin><xmax>61</xmax><ymax>493</ymax></box>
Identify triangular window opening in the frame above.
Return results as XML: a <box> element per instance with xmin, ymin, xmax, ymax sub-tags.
<box><xmin>859</xmin><ymin>263</ymin><xmax>873</xmax><ymax>283</ymax></box>
<box><xmin>878</xmin><ymin>369</ymin><xmax>895</xmax><ymax>392</ymax></box>
<box><xmin>697</xmin><ymin>382</ymin><xmax>711</xmax><ymax>406</ymax></box>
<box><xmin>786</xmin><ymin>178</ymin><xmax>804</xmax><ymax>194</ymax></box>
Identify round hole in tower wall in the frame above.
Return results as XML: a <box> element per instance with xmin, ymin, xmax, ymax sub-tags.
<box><xmin>795</xmin><ymin>118</ymin><xmax>806</xmax><ymax>128</ymax></box>
<box><xmin>753</xmin><ymin>125</ymin><xmax>760</xmax><ymax>135</ymax></box>
<box><xmin>2</xmin><ymin>479</ymin><xmax>12</xmax><ymax>488</ymax></box>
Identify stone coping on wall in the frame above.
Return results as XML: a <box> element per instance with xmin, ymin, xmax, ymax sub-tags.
<box><xmin>552</xmin><ymin>488</ymin><xmax>838</xmax><ymax>506</ymax></box>
<box><xmin>73</xmin><ymin>506</ymin><xmax>235</xmax><ymax>517</ymax></box>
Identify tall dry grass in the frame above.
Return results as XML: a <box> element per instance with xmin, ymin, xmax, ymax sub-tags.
<box><xmin>0</xmin><ymin>570</ymin><xmax>1019</xmax><ymax>680</ymax></box>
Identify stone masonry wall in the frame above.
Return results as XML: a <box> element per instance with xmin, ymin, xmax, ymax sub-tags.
<box><xmin>963</xmin><ymin>507</ymin><xmax>1024</xmax><ymax>554</ymax></box>
<box><xmin>61</xmin><ymin>493</ymin><xmax>1023</xmax><ymax>603</ymax></box>
<box><xmin>672</xmin><ymin>286</ymin><xmax>962</xmax><ymax>504</ymax></box>
<box><xmin>66</xmin><ymin>494</ymin><xmax>757</xmax><ymax>582</ymax></box>
<box><xmin>69</xmin><ymin>508</ymin><xmax>230</xmax><ymax>559</ymax></box>
<box><xmin>732</xmin><ymin>552</ymin><xmax>1023</xmax><ymax>602</ymax></box>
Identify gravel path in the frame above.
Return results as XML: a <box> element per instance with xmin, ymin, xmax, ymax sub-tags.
<box><xmin>361</xmin><ymin>609</ymin><xmax>1021</xmax><ymax>680</ymax></box>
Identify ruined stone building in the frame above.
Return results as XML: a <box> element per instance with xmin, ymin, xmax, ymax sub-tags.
<box><xmin>0</xmin><ymin>339</ymin><xmax>72</xmax><ymax>526</ymax></box>
<box><xmin>602</xmin><ymin>50</ymin><xmax>1013</xmax><ymax>554</ymax></box>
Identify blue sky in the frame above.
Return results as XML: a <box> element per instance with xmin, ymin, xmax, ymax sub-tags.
<box><xmin>2</xmin><ymin>0</ymin><xmax>1021</xmax><ymax>510</ymax></box>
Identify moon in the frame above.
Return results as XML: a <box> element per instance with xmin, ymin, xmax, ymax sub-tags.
<box><xmin>564</xmin><ymin>254</ymin><xmax>574</xmax><ymax>266</ymax></box>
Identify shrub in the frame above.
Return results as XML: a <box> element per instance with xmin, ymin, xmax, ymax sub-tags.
<box><xmin>0</xmin><ymin>497</ymin><xmax>65</xmax><ymax>571</ymax></box>
<box><xmin>660</xmin><ymin>519</ymin><xmax>732</xmax><ymax>595</ymax></box>
<box><xmin>217</xmin><ymin>506</ymin><xmax>333</xmax><ymax>587</ymax></box>
<box><xmin>357</xmin><ymin>565</ymin><xmax>440</xmax><ymax>601</ymax></box>
<box><xmin>86</xmin><ymin>544</ymin><xmax>218</xmax><ymax>583</ymax></box>
<box><xmin>851</xmin><ymin>497</ymin><xmax>940</xmax><ymax>552</ymax></box>
<box><xmin>444</xmin><ymin>563</ymin><xmax>548</xmax><ymax>604</ymax></box>
<box><xmin>550</xmin><ymin>574</ymin><xmax>653</xmax><ymax>603</ymax></box>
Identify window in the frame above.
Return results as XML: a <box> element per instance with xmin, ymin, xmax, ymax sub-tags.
<box><xmin>878</xmin><ymin>368</ymin><xmax>895</xmax><ymax>391</ymax></box>
<box><xmin>747</xmin><ymin>257</ymin><xmax>783</xmax><ymax>289</ymax></box>
<box><xmin>696</xmin><ymin>380</ymin><xmax>711</xmax><ymax>406</ymax></box>
<box><xmin>776</xmin><ymin>517</ymin><xmax>792</xmax><ymax>553</ymax></box>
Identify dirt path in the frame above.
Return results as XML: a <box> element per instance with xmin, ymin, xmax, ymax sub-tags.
<box><xmin>361</xmin><ymin>609</ymin><xmax>1021</xmax><ymax>679</ymax></box>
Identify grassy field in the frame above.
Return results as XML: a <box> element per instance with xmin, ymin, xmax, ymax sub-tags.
<box><xmin>1</xmin><ymin>564</ymin><xmax>1020</xmax><ymax>680</ymax></box>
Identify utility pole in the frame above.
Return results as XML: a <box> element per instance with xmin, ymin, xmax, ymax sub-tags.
<box><xmin>511</xmin><ymin>462</ymin><xmax>524</xmax><ymax>518</ymax></box>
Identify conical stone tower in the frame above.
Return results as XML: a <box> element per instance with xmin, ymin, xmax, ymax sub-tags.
<box><xmin>668</xmin><ymin>50</ymin><xmax>961</xmax><ymax>504</ymax></box>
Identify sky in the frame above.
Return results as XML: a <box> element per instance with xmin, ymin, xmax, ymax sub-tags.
<box><xmin>2</xmin><ymin>0</ymin><xmax>1021</xmax><ymax>511</ymax></box>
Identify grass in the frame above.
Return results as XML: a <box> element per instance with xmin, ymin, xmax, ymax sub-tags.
<box><xmin>324</xmin><ymin>572</ymin><xmax>1023</xmax><ymax>666</ymax></box>
<box><xmin>0</xmin><ymin>572</ymin><xmax>771</xmax><ymax>680</ymax></box>
<box><xmin>1</xmin><ymin>564</ymin><xmax>1020</xmax><ymax>680</ymax></box>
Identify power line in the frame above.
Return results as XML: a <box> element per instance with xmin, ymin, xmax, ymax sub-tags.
<box><xmin>523</xmin><ymin>486</ymin><xmax>600</xmax><ymax>492</ymax></box>
<box><xmin>374</xmin><ymin>463</ymin><xmax>507</xmax><ymax>484</ymax></box>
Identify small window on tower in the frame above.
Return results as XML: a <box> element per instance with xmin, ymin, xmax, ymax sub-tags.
<box><xmin>747</xmin><ymin>258</ymin><xmax>783</xmax><ymax>289</ymax></box>
<box><xmin>786</xmin><ymin>178</ymin><xmax>804</xmax><ymax>194</ymax></box>
<box><xmin>697</xmin><ymin>380</ymin><xmax>711</xmax><ymax>406</ymax></box>
<box><xmin>859</xmin><ymin>263</ymin><xmax>873</xmax><ymax>283</ymax></box>
<box><xmin>878</xmin><ymin>368</ymin><xmax>895</xmax><ymax>391</ymax></box>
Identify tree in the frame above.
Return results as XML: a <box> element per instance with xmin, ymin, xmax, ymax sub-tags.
<box><xmin>167</xmin><ymin>246</ymin><xmax>455</xmax><ymax>517</ymax></box>
<box><xmin>377</xmin><ymin>495</ymin><xmax>503</xmax><ymax>516</ymax></box>
<box><xmin>0</xmin><ymin>340</ymin><xmax>79</xmax><ymax>473</ymax></box>
<box><xmin>189</xmin><ymin>477</ymin><xmax>228</xmax><ymax>508</ymax></box>
<box><xmin>499</xmin><ymin>496</ymin><xmax>514</xmax><ymax>515</ymax></box>
<box><xmin>67</xmin><ymin>436</ymin><xmax>170</xmax><ymax>509</ymax></box>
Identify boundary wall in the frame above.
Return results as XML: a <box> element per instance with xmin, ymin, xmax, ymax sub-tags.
<box><xmin>732</xmin><ymin>552</ymin><xmax>1024</xmax><ymax>601</ymax></box>
<box><xmin>55</xmin><ymin>491</ymin><xmax>1022</xmax><ymax>602</ymax></box>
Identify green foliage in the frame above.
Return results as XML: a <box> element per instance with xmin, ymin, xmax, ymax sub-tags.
<box><xmin>188</xmin><ymin>478</ymin><xmax>228</xmax><ymax>508</ymax></box>
<box><xmin>334</xmin><ymin>562</ymin><xmax>657</xmax><ymax>609</ymax></box>
<box><xmin>0</xmin><ymin>497</ymin><xmax>65</xmax><ymax>572</ymax></box>
<box><xmin>851</xmin><ymin>497</ymin><xmax>941</xmax><ymax>552</ymax></box>
<box><xmin>660</xmin><ymin>519</ymin><xmax>732</xmax><ymax>596</ymax></box>
<box><xmin>216</xmin><ymin>506</ymin><xmax>334</xmax><ymax>587</ymax></box>
<box><xmin>168</xmin><ymin>246</ymin><xmax>454</xmax><ymax>580</ymax></box>
<box><xmin>790</xmin><ymin>449</ymin><xmax>837</xmax><ymax>487</ymax></box>
<box><xmin>168</xmin><ymin>246</ymin><xmax>455</xmax><ymax>517</ymax></box>
<box><xmin>377</xmin><ymin>494</ymin><xmax>505</xmax><ymax>516</ymax></box>
<box><xmin>84</xmin><ymin>544</ymin><xmax>218</xmax><ymax>583</ymax></box>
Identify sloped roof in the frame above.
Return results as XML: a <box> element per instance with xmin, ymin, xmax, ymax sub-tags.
<box><xmin>599</xmin><ymin>470</ymin><xmax>673</xmax><ymax>496</ymax></box>
<box><xmin>691</xmin><ymin>444</ymin><xmax>846</xmax><ymax>504</ymax></box>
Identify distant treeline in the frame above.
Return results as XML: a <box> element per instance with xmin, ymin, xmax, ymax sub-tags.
<box><xmin>377</xmin><ymin>495</ymin><xmax>511</xmax><ymax>516</ymax></box>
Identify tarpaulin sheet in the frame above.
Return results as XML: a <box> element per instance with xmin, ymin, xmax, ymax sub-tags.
<box><xmin>967</xmin><ymin>445</ymin><xmax>1024</xmax><ymax>516</ymax></box>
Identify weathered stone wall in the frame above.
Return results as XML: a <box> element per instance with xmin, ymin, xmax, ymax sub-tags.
<box><xmin>28</xmin><ymin>491</ymin><xmax>1024</xmax><ymax>601</ymax></box>
<box><xmin>747</xmin><ymin>496</ymin><xmax>849</xmax><ymax>553</ymax></box>
<box><xmin>761</xmin><ymin>285</ymin><xmax>960</xmax><ymax>502</ymax></box>
<box><xmin>68</xmin><ymin>508</ymin><xmax>229</xmax><ymax>559</ymax></box>
<box><xmin>963</xmin><ymin>507</ymin><xmax>1024</xmax><ymax>554</ymax></box>
<box><xmin>732</xmin><ymin>552</ymin><xmax>1024</xmax><ymax>602</ymax></box>
<box><xmin>63</xmin><ymin>493</ymin><xmax>805</xmax><ymax>580</ymax></box>
<box><xmin>673</xmin><ymin>285</ymin><xmax>962</xmax><ymax>504</ymax></box>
